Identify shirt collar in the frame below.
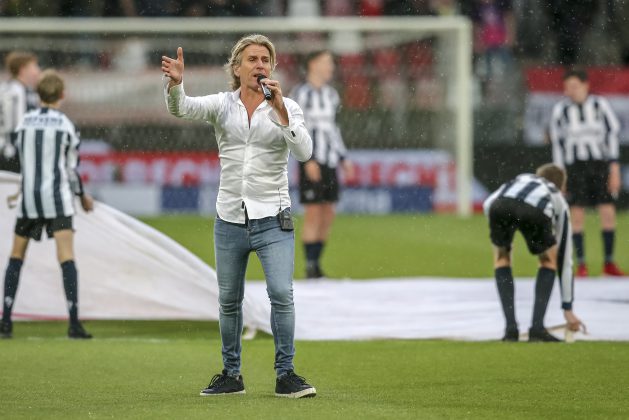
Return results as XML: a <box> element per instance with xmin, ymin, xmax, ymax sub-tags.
<box><xmin>231</xmin><ymin>87</ymin><xmax>271</xmax><ymax>112</ymax></box>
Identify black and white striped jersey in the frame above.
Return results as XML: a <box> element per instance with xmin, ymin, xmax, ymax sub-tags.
<box><xmin>483</xmin><ymin>173</ymin><xmax>573</xmax><ymax>309</ymax></box>
<box><xmin>14</xmin><ymin>107</ymin><xmax>83</xmax><ymax>219</ymax></box>
<box><xmin>290</xmin><ymin>82</ymin><xmax>347</xmax><ymax>168</ymax></box>
<box><xmin>0</xmin><ymin>79</ymin><xmax>40</xmax><ymax>153</ymax></box>
<box><xmin>549</xmin><ymin>95</ymin><xmax>620</xmax><ymax>167</ymax></box>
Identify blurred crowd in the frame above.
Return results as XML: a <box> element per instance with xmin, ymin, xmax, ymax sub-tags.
<box><xmin>3</xmin><ymin>1</ymin><xmax>627</xmax><ymax>66</ymax></box>
<box><xmin>3</xmin><ymin>0</ymin><xmax>629</xmax><ymax>109</ymax></box>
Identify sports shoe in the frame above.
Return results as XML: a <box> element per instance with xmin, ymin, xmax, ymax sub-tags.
<box><xmin>528</xmin><ymin>328</ymin><xmax>562</xmax><ymax>342</ymax></box>
<box><xmin>200</xmin><ymin>371</ymin><xmax>245</xmax><ymax>396</ymax></box>
<box><xmin>603</xmin><ymin>262</ymin><xmax>625</xmax><ymax>277</ymax></box>
<box><xmin>68</xmin><ymin>323</ymin><xmax>93</xmax><ymax>339</ymax></box>
<box><xmin>576</xmin><ymin>263</ymin><xmax>588</xmax><ymax>278</ymax></box>
<box><xmin>0</xmin><ymin>320</ymin><xmax>12</xmax><ymax>339</ymax></box>
<box><xmin>275</xmin><ymin>370</ymin><xmax>316</xmax><ymax>398</ymax></box>
<box><xmin>305</xmin><ymin>264</ymin><xmax>325</xmax><ymax>279</ymax></box>
<box><xmin>501</xmin><ymin>327</ymin><xmax>519</xmax><ymax>342</ymax></box>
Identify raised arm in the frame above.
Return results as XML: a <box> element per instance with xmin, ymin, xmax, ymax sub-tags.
<box><xmin>162</xmin><ymin>47</ymin><xmax>184</xmax><ymax>92</ymax></box>
<box><xmin>162</xmin><ymin>47</ymin><xmax>222</xmax><ymax>122</ymax></box>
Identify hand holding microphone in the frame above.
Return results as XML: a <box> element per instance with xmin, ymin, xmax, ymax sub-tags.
<box><xmin>257</xmin><ymin>75</ymin><xmax>273</xmax><ymax>100</ymax></box>
<box><xmin>257</xmin><ymin>75</ymin><xmax>289</xmax><ymax>126</ymax></box>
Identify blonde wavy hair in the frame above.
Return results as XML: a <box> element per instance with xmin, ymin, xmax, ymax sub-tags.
<box><xmin>224</xmin><ymin>34</ymin><xmax>276</xmax><ymax>91</ymax></box>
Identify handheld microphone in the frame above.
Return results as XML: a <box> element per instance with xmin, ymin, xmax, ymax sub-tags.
<box><xmin>257</xmin><ymin>75</ymin><xmax>272</xmax><ymax>100</ymax></box>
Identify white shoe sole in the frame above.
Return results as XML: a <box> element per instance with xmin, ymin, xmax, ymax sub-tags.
<box><xmin>199</xmin><ymin>390</ymin><xmax>246</xmax><ymax>396</ymax></box>
<box><xmin>275</xmin><ymin>387</ymin><xmax>317</xmax><ymax>398</ymax></box>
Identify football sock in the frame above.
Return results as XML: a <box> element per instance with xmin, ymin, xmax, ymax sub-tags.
<box><xmin>61</xmin><ymin>260</ymin><xmax>79</xmax><ymax>325</ymax></box>
<box><xmin>572</xmin><ymin>232</ymin><xmax>585</xmax><ymax>264</ymax></box>
<box><xmin>494</xmin><ymin>267</ymin><xmax>517</xmax><ymax>330</ymax></box>
<box><xmin>602</xmin><ymin>230</ymin><xmax>615</xmax><ymax>263</ymax></box>
<box><xmin>531</xmin><ymin>267</ymin><xmax>556</xmax><ymax>331</ymax></box>
<box><xmin>2</xmin><ymin>258</ymin><xmax>23</xmax><ymax>322</ymax></box>
<box><xmin>304</xmin><ymin>242</ymin><xmax>323</xmax><ymax>267</ymax></box>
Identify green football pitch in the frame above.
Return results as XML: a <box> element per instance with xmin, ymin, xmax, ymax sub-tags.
<box><xmin>142</xmin><ymin>213</ymin><xmax>629</xmax><ymax>279</ymax></box>
<box><xmin>1</xmin><ymin>213</ymin><xmax>628</xmax><ymax>419</ymax></box>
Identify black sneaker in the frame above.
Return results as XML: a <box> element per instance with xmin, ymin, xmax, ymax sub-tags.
<box><xmin>501</xmin><ymin>327</ymin><xmax>519</xmax><ymax>342</ymax></box>
<box><xmin>200</xmin><ymin>370</ymin><xmax>245</xmax><ymax>396</ymax></box>
<box><xmin>68</xmin><ymin>323</ymin><xmax>93</xmax><ymax>339</ymax></box>
<box><xmin>305</xmin><ymin>264</ymin><xmax>324</xmax><ymax>279</ymax></box>
<box><xmin>0</xmin><ymin>320</ymin><xmax>12</xmax><ymax>339</ymax></box>
<box><xmin>528</xmin><ymin>328</ymin><xmax>561</xmax><ymax>342</ymax></box>
<box><xmin>275</xmin><ymin>371</ymin><xmax>316</xmax><ymax>398</ymax></box>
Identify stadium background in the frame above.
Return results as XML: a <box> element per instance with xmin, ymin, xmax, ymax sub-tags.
<box><xmin>1</xmin><ymin>3</ymin><xmax>629</xmax><ymax>419</ymax></box>
<box><xmin>3</xmin><ymin>0</ymin><xmax>629</xmax><ymax>214</ymax></box>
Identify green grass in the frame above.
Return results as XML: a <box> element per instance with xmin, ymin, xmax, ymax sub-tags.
<box><xmin>2</xmin><ymin>321</ymin><xmax>628</xmax><ymax>419</ymax></box>
<box><xmin>2</xmin><ymin>214</ymin><xmax>628</xmax><ymax>418</ymax></box>
<box><xmin>140</xmin><ymin>212</ymin><xmax>629</xmax><ymax>279</ymax></box>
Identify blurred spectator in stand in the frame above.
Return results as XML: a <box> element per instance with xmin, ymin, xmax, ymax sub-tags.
<box><xmin>430</xmin><ymin>0</ymin><xmax>458</xmax><ymax>15</ymax></box>
<box><xmin>608</xmin><ymin>0</ymin><xmax>629</xmax><ymax>65</ymax></box>
<box><xmin>183</xmin><ymin>0</ymin><xmax>269</xmax><ymax>16</ymax></box>
<box><xmin>544</xmin><ymin>0</ymin><xmax>598</xmax><ymax>65</ymax></box>
<box><xmin>461</xmin><ymin>0</ymin><xmax>515</xmax><ymax>100</ymax></box>
<box><xmin>360</xmin><ymin>0</ymin><xmax>384</xmax><ymax>15</ymax></box>
<box><xmin>383</xmin><ymin>0</ymin><xmax>432</xmax><ymax>15</ymax></box>
<box><xmin>323</xmin><ymin>0</ymin><xmax>355</xmax><ymax>15</ymax></box>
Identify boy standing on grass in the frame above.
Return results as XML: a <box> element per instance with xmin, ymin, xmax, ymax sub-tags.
<box><xmin>1</xmin><ymin>70</ymin><xmax>94</xmax><ymax>339</ymax></box>
<box><xmin>484</xmin><ymin>164</ymin><xmax>583</xmax><ymax>342</ymax></box>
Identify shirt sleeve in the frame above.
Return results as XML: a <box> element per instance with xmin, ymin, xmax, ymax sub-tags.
<box><xmin>332</xmin><ymin>88</ymin><xmax>348</xmax><ymax>161</ymax></box>
<box><xmin>1</xmin><ymin>85</ymin><xmax>26</xmax><ymax>147</ymax></box>
<box><xmin>553</xmin><ymin>193</ymin><xmax>574</xmax><ymax>310</ymax></box>
<box><xmin>599</xmin><ymin>98</ymin><xmax>620</xmax><ymax>161</ymax></box>
<box><xmin>65</xmin><ymin>121</ymin><xmax>84</xmax><ymax>196</ymax></box>
<box><xmin>268</xmin><ymin>98</ymin><xmax>312</xmax><ymax>162</ymax></box>
<box><xmin>164</xmin><ymin>79</ymin><xmax>222</xmax><ymax>124</ymax></box>
<box><xmin>549</xmin><ymin>103</ymin><xmax>565</xmax><ymax>168</ymax></box>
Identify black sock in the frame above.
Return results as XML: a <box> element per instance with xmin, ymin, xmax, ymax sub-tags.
<box><xmin>572</xmin><ymin>232</ymin><xmax>585</xmax><ymax>264</ymax></box>
<box><xmin>531</xmin><ymin>267</ymin><xmax>556</xmax><ymax>331</ymax></box>
<box><xmin>315</xmin><ymin>241</ymin><xmax>325</xmax><ymax>264</ymax></box>
<box><xmin>494</xmin><ymin>267</ymin><xmax>517</xmax><ymax>330</ymax></box>
<box><xmin>602</xmin><ymin>230</ymin><xmax>615</xmax><ymax>263</ymax></box>
<box><xmin>304</xmin><ymin>242</ymin><xmax>323</xmax><ymax>268</ymax></box>
<box><xmin>61</xmin><ymin>260</ymin><xmax>79</xmax><ymax>325</ymax></box>
<box><xmin>2</xmin><ymin>258</ymin><xmax>23</xmax><ymax>323</ymax></box>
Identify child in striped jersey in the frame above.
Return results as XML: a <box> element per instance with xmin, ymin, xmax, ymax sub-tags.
<box><xmin>1</xmin><ymin>70</ymin><xmax>94</xmax><ymax>339</ymax></box>
<box><xmin>484</xmin><ymin>163</ymin><xmax>583</xmax><ymax>342</ymax></box>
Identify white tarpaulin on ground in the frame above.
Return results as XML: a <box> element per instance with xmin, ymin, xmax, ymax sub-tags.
<box><xmin>2</xmin><ymin>171</ymin><xmax>628</xmax><ymax>341</ymax></box>
<box><xmin>0</xmin><ymin>171</ymin><xmax>268</xmax><ymax>328</ymax></box>
<box><xmin>254</xmin><ymin>278</ymin><xmax>628</xmax><ymax>341</ymax></box>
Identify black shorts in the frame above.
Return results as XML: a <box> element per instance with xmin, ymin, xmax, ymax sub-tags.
<box><xmin>566</xmin><ymin>160</ymin><xmax>614</xmax><ymax>207</ymax></box>
<box><xmin>299</xmin><ymin>162</ymin><xmax>339</xmax><ymax>204</ymax></box>
<box><xmin>488</xmin><ymin>197</ymin><xmax>556</xmax><ymax>255</ymax></box>
<box><xmin>14</xmin><ymin>216</ymin><xmax>73</xmax><ymax>241</ymax></box>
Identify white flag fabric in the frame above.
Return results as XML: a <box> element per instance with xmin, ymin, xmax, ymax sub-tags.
<box><xmin>0</xmin><ymin>171</ymin><xmax>269</xmax><ymax>329</ymax></box>
<box><xmin>2</xmin><ymin>171</ymin><xmax>627</xmax><ymax>341</ymax></box>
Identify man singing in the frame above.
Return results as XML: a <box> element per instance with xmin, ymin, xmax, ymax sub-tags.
<box><xmin>162</xmin><ymin>34</ymin><xmax>316</xmax><ymax>398</ymax></box>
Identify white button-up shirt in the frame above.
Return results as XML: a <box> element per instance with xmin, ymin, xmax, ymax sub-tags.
<box><xmin>165</xmin><ymin>83</ymin><xmax>312</xmax><ymax>224</ymax></box>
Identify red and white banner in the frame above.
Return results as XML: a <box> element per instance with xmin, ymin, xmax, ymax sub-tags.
<box><xmin>79</xmin><ymin>151</ymin><xmax>221</xmax><ymax>186</ymax></box>
<box><xmin>78</xmin><ymin>148</ymin><xmax>487</xmax><ymax>214</ymax></box>
<box><xmin>524</xmin><ymin>67</ymin><xmax>629</xmax><ymax>145</ymax></box>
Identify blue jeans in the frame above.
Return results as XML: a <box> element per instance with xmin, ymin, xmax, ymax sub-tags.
<box><xmin>214</xmin><ymin>214</ymin><xmax>295</xmax><ymax>377</ymax></box>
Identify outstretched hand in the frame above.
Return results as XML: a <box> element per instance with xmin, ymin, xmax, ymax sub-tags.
<box><xmin>162</xmin><ymin>47</ymin><xmax>185</xmax><ymax>89</ymax></box>
<box><xmin>563</xmin><ymin>310</ymin><xmax>585</xmax><ymax>332</ymax></box>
